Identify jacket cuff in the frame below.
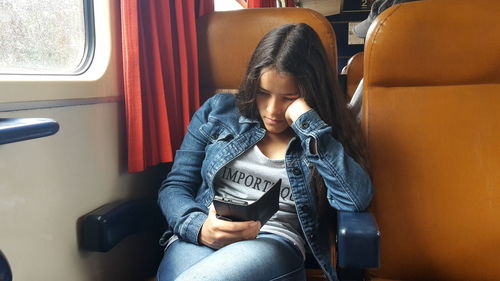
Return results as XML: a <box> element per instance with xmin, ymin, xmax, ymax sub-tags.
<box><xmin>291</xmin><ymin>109</ymin><xmax>330</xmax><ymax>148</ymax></box>
<box><xmin>181</xmin><ymin>211</ymin><xmax>208</xmax><ymax>245</ymax></box>
<box><xmin>291</xmin><ymin>110</ymin><xmax>328</xmax><ymax>135</ymax></box>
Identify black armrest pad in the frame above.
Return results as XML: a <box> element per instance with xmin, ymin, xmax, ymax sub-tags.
<box><xmin>0</xmin><ymin>118</ymin><xmax>59</xmax><ymax>145</ymax></box>
<box><xmin>337</xmin><ymin>211</ymin><xmax>380</xmax><ymax>269</ymax></box>
<box><xmin>79</xmin><ymin>199</ymin><xmax>165</xmax><ymax>252</ymax></box>
<box><xmin>0</xmin><ymin>251</ymin><xmax>12</xmax><ymax>281</ymax></box>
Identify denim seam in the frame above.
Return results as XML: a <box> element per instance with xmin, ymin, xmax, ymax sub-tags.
<box><xmin>269</xmin><ymin>265</ymin><xmax>305</xmax><ymax>281</ymax></box>
<box><xmin>305</xmin><ymin>128</ymin><xmax>362</xmax><ymax>211</ymax></box>
<box><xmin>324</xmin><ymin>159</ymin><xmax>361</xmax><ymax>211</ymax></box>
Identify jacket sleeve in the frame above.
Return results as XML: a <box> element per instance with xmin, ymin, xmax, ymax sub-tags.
<box><xmin>157</xmin><ymin>96</ymin><xmax>219</xmax><ymax>245</ymax></box>
<box><xmin>290</xmin><ymin>109</ymin><xmax>373</xmax><ymax>211</ymax></box>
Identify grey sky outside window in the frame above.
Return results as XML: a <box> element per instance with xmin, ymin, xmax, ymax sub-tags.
<box><xmin>0</xmin><ymin>0</ymin><xmax>93</xmax><ymax>75</ymax></box>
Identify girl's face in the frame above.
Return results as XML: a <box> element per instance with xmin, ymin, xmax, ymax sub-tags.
<box><xmin>256</xmin><ymin>68</ymin><xmax>299</xmax><ymax>135</ymax></box>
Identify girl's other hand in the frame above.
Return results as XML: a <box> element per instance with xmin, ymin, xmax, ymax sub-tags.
<box><xmin>285</xmin><ymin>98</ymin><xmax>312</xmax><ymax>125</ymax></box>
<box><xmin>199</xmin><ymin>204</ymin><xmax>261</xmax><ymax>249</ymax></box>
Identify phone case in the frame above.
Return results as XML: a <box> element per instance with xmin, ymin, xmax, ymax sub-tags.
<box><xmin>213</xmin><ymin>179</ymin><xmax>282</xmax><ymax>225</ymax></box>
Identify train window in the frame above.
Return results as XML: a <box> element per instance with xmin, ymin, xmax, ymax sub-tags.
<box><xmin>0</xmin><ymin>0</ymin><xmax>94</xmax><ymax>75</ymax></box>
<box><xmin>214</xmin><ymin>0</ymin><xmax>245</xmax><ymax>11</ymax></box>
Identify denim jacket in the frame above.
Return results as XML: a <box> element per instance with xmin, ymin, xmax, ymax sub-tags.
<box><xmin>158</xmin><ymin>93</ymin><xmax>373</xmax><ymax>281</ymax></box>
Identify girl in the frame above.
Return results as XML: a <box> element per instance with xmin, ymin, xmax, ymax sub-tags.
<box><xmin>157</xmin><ymin>23</ymin><xmax>373</xmax><ymax>281</ymax></box>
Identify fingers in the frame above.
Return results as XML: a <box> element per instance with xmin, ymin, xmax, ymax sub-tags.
<box><xmin>210</xmin><ymin>204</ymin><xmax>260</xmax><ymax>233</ymax></box>
<box><xmin>214</xmin><ymin>220</ymin><xmax>260</xmax><ymax>237</ymax></box>
<box><xmin>285</xmin><ymin>98</ymin><xmax>312</xmax><ymax>125</ymax></box>
<box><xmin>200</xmin><ymin>205</ymin><xmax>261</xmax><ymax>249</ymax></box>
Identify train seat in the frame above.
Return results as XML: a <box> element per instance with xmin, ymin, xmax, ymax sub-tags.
<box><xmin>362</xmin><ymin>0</ymin><xmax>500</xmax><ymax>280</ymax></box>
<box><xmin>343</xmin><ymin>52</ymin><xmax>364</xmax><ymax>101</ymax></box>
<box><xmin>197</xmin><ymin>8</ymin><xmax>338</xmax><ymax>101</ymax></box>
<box><xmin>196</xmin><ymin>8</ymin><xmax>378</xmax><ymax>278</ymax></box>
<box><xmin>80</xmin><ymin>7</ymin><xmax>379</xmax><ymax>281</ymax></box>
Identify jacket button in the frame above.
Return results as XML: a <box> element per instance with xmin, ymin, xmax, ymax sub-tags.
<box><xmin>301</xmin><ymin>122</ymin><xmax>309</xmax><ymax>129</ymax></box>
<box><xmin>300</xmin><ymin>205</ymin><xmax>309</xmax><ymax>212</ymax></box>
<box><xmin>309</xmin><ymin>233</ymin><xmax>315</xmax><ymax>240</ymax></box>
<box><xmin>292</xmin><ymin>167</ymin><xmax>301</xmax><ymax>175</ymax></box>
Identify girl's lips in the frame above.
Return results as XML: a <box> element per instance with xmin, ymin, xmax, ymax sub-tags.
<box><xmin>264</xmin><ymin>117</ymin><xmax>285</xmax><ymax>124</ymax></box>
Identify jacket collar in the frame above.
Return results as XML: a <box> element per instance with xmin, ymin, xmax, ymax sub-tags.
<box><xmin>238</xmin><ymin>115</ymin><xmax>260</xmax><ymax>125</ymax></box>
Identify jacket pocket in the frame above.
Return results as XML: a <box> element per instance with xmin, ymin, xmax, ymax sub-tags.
<box><xmin>199</xmin><ymin>119</ymin><xmax>234</xmax><ymax>143</ymax></box>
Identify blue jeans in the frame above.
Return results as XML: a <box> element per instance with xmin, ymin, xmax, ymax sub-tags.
<box><xmin>157</xmin><ymin>233</ymin><xmax>306</xmax><ymax>281</ymax></box>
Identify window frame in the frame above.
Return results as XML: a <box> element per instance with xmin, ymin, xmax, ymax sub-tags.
<box><xmin>0</xmin><ymin>0</ymin><xmax>96</xmax><ymax>76</ymax></box>
<box><xmin>0</xmin><ymin>0</ymin><xmax>121</xmax><ymax>106</ymax></box>
<box><xmin>74</xmin><ymin>0</ymin><xmax>96</xmax><ymax>75</ymax></box>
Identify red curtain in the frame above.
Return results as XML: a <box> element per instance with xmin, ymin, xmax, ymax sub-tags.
<box><xmin>121</xmin><ymin>0</ymin><xmax>213</xmax><ymax>173</ymax></box>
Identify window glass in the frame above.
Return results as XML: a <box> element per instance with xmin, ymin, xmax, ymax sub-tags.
<box><xmin>0</xmin><ymin>0</ymin><xmax>90</xmax><ymax>74</ymax></box>
<box><xmin>214</xmin><ymin>0</ymin><xmax>244</xmax><ymax>11</ymax></box>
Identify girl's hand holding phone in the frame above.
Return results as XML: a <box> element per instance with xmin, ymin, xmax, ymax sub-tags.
<box><xmin>198</xmin><ymin>204</ymin><xmax>261</xmax><ymax>249</ymax></box>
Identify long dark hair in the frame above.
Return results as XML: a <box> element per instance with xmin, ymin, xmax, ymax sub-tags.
<box><xmin>236</xmin><ymin>23</ymin><xmax>369</xmax><ymax>212</ymax></box>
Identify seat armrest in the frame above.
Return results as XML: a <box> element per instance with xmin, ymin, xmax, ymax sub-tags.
<box><xmin>0</xmin><ymin>250</ymin><xmax>12</xmax><ymax>281</ymax></box>
<box><xmin>79</xmin><ymin>199</ymin><xmax>165</xmax><ymax>252</ymax></box>
<box><xmin>337</xmin><ymin>211</ymin><xmax>380</xmax><ymax>269</ymax></box>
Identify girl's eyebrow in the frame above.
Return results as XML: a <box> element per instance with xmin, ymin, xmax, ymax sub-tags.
<box><xmin>258</xmin><ymin>87</ymin><xmax>270</xmax><ymax>93</ymax></box>
<box><xmin>258</xmin><ymin>87</ymin><xmax>299</xmax><ymax>97</ymax></box>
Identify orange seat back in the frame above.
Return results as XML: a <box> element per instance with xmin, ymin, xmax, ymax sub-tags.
<box><xmin>363</xmin><ymin>0</ymin><xmax>500</xmax><ymax>280</ymax></box>
<box><xmin>196</xmin><ymin>8</ymin><xmax>337</xmax><ymax>100</ymax></box>
<box><xmin>345</xmin><ymin>52</ymin><xmax>364</xmax><ymax>100</ymax></box>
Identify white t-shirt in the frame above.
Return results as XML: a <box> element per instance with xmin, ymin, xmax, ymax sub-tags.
<box><xmin>214</xmin><ymin>144</ymin><xmax>306</xmax><ymax>258</ymax></box>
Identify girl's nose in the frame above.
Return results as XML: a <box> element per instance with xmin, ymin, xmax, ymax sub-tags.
<box><xmin>267</xmin><ymin>97</ymin><xmax>281</xmax><ymax>115</ymax></box>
